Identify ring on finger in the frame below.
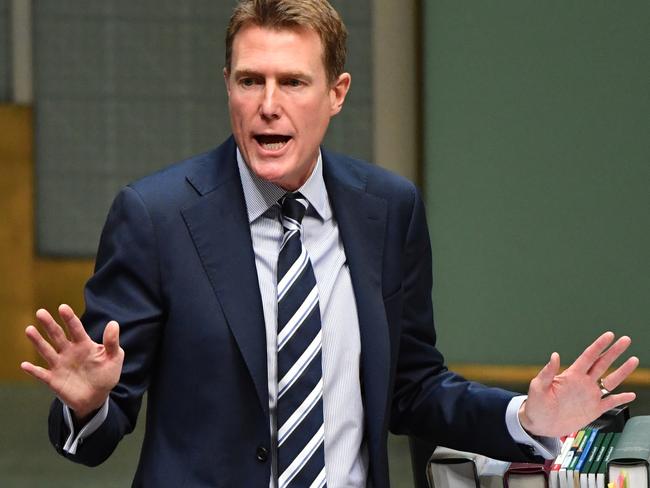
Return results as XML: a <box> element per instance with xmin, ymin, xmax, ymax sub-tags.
<box><xmin>599</xmin><ymin>377</ymin><xmax>611</xmax><ymax>396</ymax></box>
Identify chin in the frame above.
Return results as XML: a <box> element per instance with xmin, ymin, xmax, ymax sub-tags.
<box><xmin>249</xmin><ymin>163</ymin><xmax>289</xmax><ymax>186</ymax></box>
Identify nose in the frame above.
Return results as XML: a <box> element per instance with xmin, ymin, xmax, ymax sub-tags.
<box><xmin>260</xmin><ymin>83</ymin><xmax>281</xmax><ymax>120</ymax></box>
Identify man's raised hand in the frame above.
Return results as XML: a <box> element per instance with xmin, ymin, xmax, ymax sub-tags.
<box><xmin>518</xmin><ymin>331</ymin><xmax>638</xmax><ymax>438</ymax></box>
<box><xmin>21</xmin><ymin>304</ymin><xmax>124</xmax><ymax>419</ymax></box>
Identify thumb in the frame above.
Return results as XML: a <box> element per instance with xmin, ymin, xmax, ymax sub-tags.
<box><xmin>103</xmin><ymin>321</ymin><xmax>121</xmax><ymax>356</ymax></box>
<box><xmin>536</xmin><ymin>352</ymin><xmax>560</xmax><ymax>389</ymax></box>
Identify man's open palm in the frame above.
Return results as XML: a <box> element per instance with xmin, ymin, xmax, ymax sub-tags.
<box><xmin>21</xmin><ymin>304</ymin><xmax>124</xmax><ymax>419</ymax></box>
<box><xmin>520</xmin><ymin>331</ymin><xmax>638</xmax><ymax>437</ymax></box>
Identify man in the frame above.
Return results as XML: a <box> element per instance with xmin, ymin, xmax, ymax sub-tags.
<box><xmin>21</xmin><ymin>1</ymin><xmax>638</xmax><ymax>487</ymax></box>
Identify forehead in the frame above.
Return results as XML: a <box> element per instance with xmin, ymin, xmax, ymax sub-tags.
<box><xmin>230</xmin><ymin>24</ymin><xmax>326</xmax><ymax>75</ymax></box>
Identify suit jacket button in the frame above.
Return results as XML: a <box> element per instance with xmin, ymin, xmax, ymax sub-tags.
<box><xmin>256</xmin><ymin>446</ymin><xmax>269</xmax><ymax>462</ymax></box>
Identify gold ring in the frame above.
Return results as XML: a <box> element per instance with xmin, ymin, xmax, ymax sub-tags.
<box><xmin>599</xmin><ymin>378</ymin><xmax>611</xmax><ymax>396</ymax></box>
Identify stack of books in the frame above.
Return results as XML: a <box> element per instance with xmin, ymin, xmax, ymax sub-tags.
<box><xmin>552</xmin><ymin>428</ymin><xmax>617</xmax><ymax>488</ymax></box>
<box><xmin>425</xmin><ymin>411</ymin><xmax>649</xmax><ymax>488</ymax></box>
<box><xmin>607</xmin><ymin>416</ymin><xmax>650</xmax><ymax>488</ymax></box>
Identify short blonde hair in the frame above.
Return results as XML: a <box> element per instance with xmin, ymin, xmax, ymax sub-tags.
<box><xmin>225</xmin><ymin>0</ymin><xmax>348</xmax><ymax>84</ymax></box>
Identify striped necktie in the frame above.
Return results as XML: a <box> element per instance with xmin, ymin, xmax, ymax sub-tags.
<box><xmin>276</xmin><ymin>192</ymin><xmax>327</xmax><ymax>488</ymax></box>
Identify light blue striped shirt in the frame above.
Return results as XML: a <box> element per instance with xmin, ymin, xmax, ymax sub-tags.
<box><xmin>236</xmin><ymin>149</ymin><xmax>368</xmax><ymax>488</ymax></box>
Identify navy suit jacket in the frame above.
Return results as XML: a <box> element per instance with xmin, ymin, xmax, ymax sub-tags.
<box><xmin>48</xmin><ymin>137</ymin><xmax>532</xmax><ymax>487</ymax></box>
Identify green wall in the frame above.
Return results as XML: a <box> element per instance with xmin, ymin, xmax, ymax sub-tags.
<box><xmin>422</xmin><ymin>1</ymin><xmax>649</xmax><ymax>365</ymax></box>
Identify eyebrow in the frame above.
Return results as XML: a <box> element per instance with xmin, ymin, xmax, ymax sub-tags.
<box><xmin>233</xmin><ymin>69</ymin><xmax>313</xmax><ymax>83</ymax></box>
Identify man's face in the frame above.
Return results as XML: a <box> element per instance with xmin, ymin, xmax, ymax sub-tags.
<box><xmin>225</xmin><ymin>24</ymin><xmax>351</xmax><ymax>190</ymax></box>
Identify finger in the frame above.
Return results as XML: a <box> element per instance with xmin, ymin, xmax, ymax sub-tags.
<box><xmin>20</xmin><ymin>361</ymin><xmax>53</xmax><ymax>385</ymax></box>
<box><xmin>535</xmin><ymin>352</ymin><xmax>560</xmax><ymax>389</ymax></box>
<box><xmin>102</xmin><ymin>321</ymin><xmax>121</xmax><ymax>357</ymax></box>
<box><xmin>599</xmin><ymin>391</ymin><xmax>637</xmax><ymax>412</ymax></box>
<box><xmin>600</xmin><ymin>356</ymin><xmax>640</xmax><ymax>392</ymax></box>
<box><xmin>58</xmin><ymin>304</ymin><xmax>89</xmax><ymax>343</ymax></box>
<box><xmin>587</xmin><ymin>335</ymin><xmax>632</xmax><ymax>380</ymax></box>
<box><xmin>589</xmin><ymin>336</ymin><xmax>632</xmax><ymax>381</ymax></box>
<box><xmin>569</xmin><ymin>331</ymin><xmax>615</xmax><ymax>375</ymax></box>
<box><xmin>35</xmin><ymin>308</ymin><xmax>69</xmax><ymax>351</ymax></box>
<box><xmin>24</xmin><ymin>325</ymin><xmax>58</xmax><ymax>366</ymax></box>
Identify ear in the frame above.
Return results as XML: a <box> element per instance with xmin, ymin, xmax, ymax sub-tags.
<box><xmin>329</xmin><ymin>72</ymin><xmax>351</xmax><ymax>116</ymax></box>
<box><xmin>223</xmin><ymin>67</ymin><xmax>232</xmax><ymax>96</ymax></box>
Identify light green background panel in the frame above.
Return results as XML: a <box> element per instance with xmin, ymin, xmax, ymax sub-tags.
<box><xmin>422</xmin><ymin>1</ymin><xmax>649</xmax><ymax>365</ymax></box>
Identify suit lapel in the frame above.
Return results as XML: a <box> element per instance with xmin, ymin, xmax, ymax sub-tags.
<box><xmin>322</xmin><ymin>151</ymin><xmax>391</xmax><ymax>450</ymax></box>
<box><xmin>178</xmin><ymin>142</ymin><xmax>392</xmax><ymax>430</ymax></box>
<box><xmin>181</xmin><ymin>139</ymin><xmax>269</xmax><ymax>415</ymax></box>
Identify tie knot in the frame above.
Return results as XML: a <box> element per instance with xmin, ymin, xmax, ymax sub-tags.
<box><xmin>280</xmin><ymin>192</ymin><xmax>308</xmax><ymax>225</ymax></box>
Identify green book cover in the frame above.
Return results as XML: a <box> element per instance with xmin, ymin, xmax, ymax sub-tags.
<box><xmin>580</xmin><ymin>432</ymin><xmax>605</xmax><ymax>481</ymax></box>
<box><xmin>596</xmin><ymin>433</ymin><xmax>620</xmax><ymax>488</ymax></box>
<box><xmin>607</xmin><ymin>416</ymin><xmax>650</xmax><ymax>488</ymax></box>
<box><xmin>588</xmin><ymin>432</ymin><xmax>612</xmax><ymax>475</ymax></box>
<box><xmin>586</xmin><ymin>432</ymin><xmax>613</xmax><ymax>488</ymax></box>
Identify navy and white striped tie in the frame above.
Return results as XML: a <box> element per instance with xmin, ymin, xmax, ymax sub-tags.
<box><xmin>276</xmin><ymin>193</ymin><xmax>327</xmax><ymax>488</ymax></box>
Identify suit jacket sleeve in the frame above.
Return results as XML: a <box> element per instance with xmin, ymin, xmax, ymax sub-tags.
<box><xmin>48</xmin><ymin>185</ymin><xmax>164</xmax><ymax>467</ymax></box>
<box><xmin>388</xmin><ymin>184</ymin><xmax>535</xmax><ymax>462</ymax></box>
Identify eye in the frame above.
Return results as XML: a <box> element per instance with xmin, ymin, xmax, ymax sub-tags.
<box><xmin>239</xmin><ymin>77</ymin><xmax>258</xmax><ymax>87</ymax></box>
<box><xmin>283</xmin><ymin>78</ymin><xmax>304</xmax><ymax>88</ymax></box>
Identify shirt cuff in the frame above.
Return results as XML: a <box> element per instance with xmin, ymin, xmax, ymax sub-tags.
<box><xmin>505</xmin><ymin>395</ymin><xmax>562</xmax><ymax>460</ymax></box>
<box><xmin>61</xmin><ymin>398</ymin><xmax>110</xmax><ymax>455</ymax></box>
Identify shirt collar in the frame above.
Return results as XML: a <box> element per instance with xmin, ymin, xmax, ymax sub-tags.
<box><xmin>236</xmin><ymin>148</ymin><xmax>330</xmax><ymax>223</ymax></box>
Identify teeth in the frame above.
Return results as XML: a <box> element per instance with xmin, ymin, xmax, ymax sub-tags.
<box><xmin>261</xmin><ymin>141</ymin><xmax>286</xmax><ymax>150</ymax></box>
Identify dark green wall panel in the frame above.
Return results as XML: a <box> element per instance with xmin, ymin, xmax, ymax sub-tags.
<box><xmin>423</xmin><ymin>1</ymin><xmax>649</xmax><ymax>364</ymax></box>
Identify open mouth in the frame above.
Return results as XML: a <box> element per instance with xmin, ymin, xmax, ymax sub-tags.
<box><xmin>254</xmin><ymin>134</ymin><xmax>292</xmax><ymax>151</ymax></box>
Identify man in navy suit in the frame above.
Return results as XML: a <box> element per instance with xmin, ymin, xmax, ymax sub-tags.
<box><xmin>22</xmin><ymin>1</ymin><xmax>638</xmax><ymax>486</ymax></box>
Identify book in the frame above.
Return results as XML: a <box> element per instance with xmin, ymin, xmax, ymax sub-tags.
<box><xmin>587</xmin><ymin>432</ymin><xmax>614</xmax><ymax>488</ymax></box>
<box><xmin>572</xmin><ymin>428</ymin><xmax>600</xmax><ymax>488</ymax></box>
<box><xmin>579</xmin><ymin>432</ymin><xmax>606</xmax><ymax>488</ymax></box>
<box><xmin>595</xmin><ymin>433</ymin><xmax>620</xmax><ymax>488</ymax></box>
<box><xmin>560</xmin><ymin>430</ymin><xmax>587</xmax><ymax>488</ymax></box>
<box><xmin>567</xmin><ymin>428</ymin><xmax>594</xmax><ymax>487</ymax></box>
<box><xmin>426</xmin><ymin>446</ymin><xmax>510</xmax><ymax>488</ymax></box>
<box><xmin>505</xmin><ymin>461</ymin><xmax>551</xmax><ymax>488</ymax></box>
<box><xmin>588</xmin><ymin>405</ymin><xmax>629</xmax><ymax>434</ymax></box>
<box><xmin>427</xmin><ymin>456</ymin><xmax>479</xmax><ymax>488</ymax></box>
<box><xmin>607</xmin><ymin>416</ymin><xmax>650</xmax><ymax>488</ymax></box>
<box><xmin>551</xmin><ymin>434</ymin><xmax>578</xmax><ymax>488</ymax></box>
<box><xmin>425</xmin><ymin>410</ymin><xmax>633</xmax><ymax>488</ymax></box>
<box><xmin>583</xmin><ymin>404</ymin><xmax>630</xmax><ymax>488</ymax></box>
